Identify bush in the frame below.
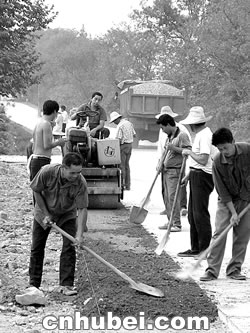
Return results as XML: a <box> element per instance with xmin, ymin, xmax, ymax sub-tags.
<box><xmin>0</xmin><ymin>115</ymin><xmax>32</xmax><ymax>155</ymax></box>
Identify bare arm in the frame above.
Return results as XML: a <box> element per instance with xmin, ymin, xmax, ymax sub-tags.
<box><xmin>90</xmin><ymin>120</ymin><xmax>105</xmax><ymax>137</ymax></box>
<box><xmin>70</xmin><ymin>112</ymin><xmax>78</xmax><ymax>120</ymax></box>
<box><xmin>75</xmin><ymin>208</ymin><xmax>88</xmax><ymax>242</ymax></box>
<box><xmin>43</xmin><ymin>123</ymin><xmax>66</xmax><ymax>149</ymax></box>
<box><xmin>226</xmin><ymin>201</ymin><xmax>240</xmax><ymax>225</ymax></box>
<box><xmin>182</xmin><ymin>150</ymin><xmax>209</xmax><ymax>166</ymax></box>
<box><xmin>33</xmin><ymin>192</ymin><xmax>50</xmax><ymax>214</ymax></box>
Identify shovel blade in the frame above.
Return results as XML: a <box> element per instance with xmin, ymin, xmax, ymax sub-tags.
<box><xmin>131</xmin><ymin>282</ymin><xmax>164</xmax><ymax>298</ymax></box>
<box><xmin>129</xmin><ymin>206</ymin><xmax>148</xmax><ymax>224</ymax></box>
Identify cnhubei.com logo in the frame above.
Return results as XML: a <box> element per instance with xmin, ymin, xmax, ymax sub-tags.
<box><xmin>43</xmin><ymin>311</ymin><xmax>210</xmax><ymax>330</ymax></box>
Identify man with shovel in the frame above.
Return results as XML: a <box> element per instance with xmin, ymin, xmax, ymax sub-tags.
<box><xmin>156</xmin><ymin>114</ymin><xmax>192</xmax><ymax>232</ymax></box>
<box><xmin>28</xmin><ymin>152</ymin><xmax>88</xmax><ymax>296</ymax></box>
<box><xmin>156</xmin><ymin>106</ymin><xmax>191</xmax><ymax>217</ymax></box>
<box><xmin>200</xmin><ymin>128</ymin><xmax>250</xmax><ymax>281</ymax></box>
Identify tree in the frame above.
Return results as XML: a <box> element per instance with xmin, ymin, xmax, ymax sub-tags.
<box><xmin>0</xmin><ymin>0</ymin><xmax>56</xmax><ymax>96</ymax></box>
<box><xmin>101</xmin><ymin>24</ymin><xmax>168</xmax><ymax>82</ymax></box>
<box><xmin>26</xmin><ymin>28</ymin><xmax>115</xmax><ymax>109</ymax></box>
<box><xmin>130</xmin><ymin>0</ymin><xmax>250</xmax><ymax>134</ymax></box>
<box><xmin>131</xmin><ymin>0</ymin><xmax>211</xmax><ymax>105</ymax></box>
<box><xmin>199</xmin><ymin>0</ymin><xmax>250</xmax><ymax>128</ymax></box>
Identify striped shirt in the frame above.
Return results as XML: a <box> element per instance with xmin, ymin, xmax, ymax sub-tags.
<box><xmin>115</xmin><ymin>119</ymin><xmax>136</xmax><ymax>144</ymax></box>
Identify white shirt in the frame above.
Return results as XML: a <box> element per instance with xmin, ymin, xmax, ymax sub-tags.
<box><xmin>189</xmin><ymin>127</ymin><xmax>217</xmax><ymax>174</ymax></box>
<box><xmin>62</xmin><ymin>110</ymin><xmax>68</xmax><ymax>124</ymax></box>
<box><xmin>116</xmin><ymin>119</ymin><xmax>136</xmax><ymax>144</ymax></box>
<box><xmin>52</xmin><ymin>112</ymin><xmax>63</xmax><ymax>134</ymax></box>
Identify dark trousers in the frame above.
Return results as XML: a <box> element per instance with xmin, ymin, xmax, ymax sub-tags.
<box><xmin>29</xmin><ymin>219</ymin><xmax>77</xmax><ymax>288</ymax></box>
<box><xmin>120</xmin><ymin>143</ymin><xmax>132</xmax><ymax>188</ymax></box>
<box><xmin>29</xmin><ymin>157</ymin><xmax>51</xmax><ymax>181</ymax></box>
<box><xmin>188</xmin><ymin>169</ymin><xmax>214</xmax><ymax>253</ymax></box>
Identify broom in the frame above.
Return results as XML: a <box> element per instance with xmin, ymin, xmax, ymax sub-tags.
<box><xmin>176</xmin><ymin>202</ymin><xmax>250</xmax><ymax>280</ymax></box>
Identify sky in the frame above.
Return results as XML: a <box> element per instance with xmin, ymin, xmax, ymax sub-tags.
<box><xmin>44</xmin><ymin>0</ymin><xmax>150</xmax><ymax>37</ymax></box>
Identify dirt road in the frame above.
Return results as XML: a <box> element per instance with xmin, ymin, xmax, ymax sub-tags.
<box><xmin>0</xmin><ymin>156</ymin><xmax>231</xmax><ymax>333</ymax></box>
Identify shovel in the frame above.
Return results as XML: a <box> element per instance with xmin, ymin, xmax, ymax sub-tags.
<box><xmin>51</xmin><ymin>224</ymin><xmax>164</xmax><ymax>298</ymax></box>
<box><xmin>176</xmin><ymin>202</ymin><xmax>250</xmax><ymax>280</ymax></box>
<box><xmin>130</xmin><ymin>148</ymin><xmax>169</xmax><ymax>224</ymax></box>
<box><xmin>155</xmin><ymin>155</ymin><xmax>187</xmax><ymax>255</ymax></box>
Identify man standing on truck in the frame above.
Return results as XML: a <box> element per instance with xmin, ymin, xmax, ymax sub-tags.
<box><xmin>109</xmin><ymin>111</ymin><xmax>136</xmax><ymax>191</ymax></box>
<box><xmin>71</xmin><ymin>92</ymin><xmax>110</xmax><ymax>139</ymax></box>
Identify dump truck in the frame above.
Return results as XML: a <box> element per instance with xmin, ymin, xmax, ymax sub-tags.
<box><xmin>117</xmin><ymin>80</ymin><xmax>185</xmax><ymax>147</ymax></box>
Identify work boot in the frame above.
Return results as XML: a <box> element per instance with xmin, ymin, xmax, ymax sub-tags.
<box><xmin>227</xmin><ymin>271</ymin><xmax>246</xmax><ymax>280</ymax></box>
<box><xmin>170</xmin><ymin>226</ymin><xmax>181</xmax><ymax>232</ymax></box>
<box><xmin>200</xmin><ymin>271</ymin><xmax>217</xmax><ymax>281</ymax></box>
<box><xmin>177</xmin><ymin>249</ymin><xmax>199</xmax><ymax>257</ymax></box>
<box><xmin>54</xmin><ymin>286</ymin><xmax>77</xmax><ymax>296</ymax></box>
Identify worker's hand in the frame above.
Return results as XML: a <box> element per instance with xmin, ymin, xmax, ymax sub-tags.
<box><xmin>90</xmin><ymin>129</ymin><xmax>97</xmax><ymax>137</ymax></box>
<box><xmin>230</xmin><ymin>212</ymin><xmax>240</xmax><ymax>226</ymax></box>
<box><xmin>181</xmin><ymin>174</ymin><xmax>189</xmax><ymax>186</ymax></box>
<box><xmin>182</xmin><ymin>149</ymin><xmax>191</xmax><ymax>156</ymax></box>
<box><xmin>75</xmin><ymin>233</ymin><xmax>84</xmax><ymax>246</ymax></box>
<box><xmin>156</xmin><ymin>160</ymin><xmax>163</xmax><ymax>172</ymax></box>
<box><xmin>57</xmin><ymin>137</ymin><xmax>67</xmax><ymax>147</ymax></box>
<box><xmin>42</xmin><ymin>216</ymin><xmax>53</xmax><ymax>229</ymax></box>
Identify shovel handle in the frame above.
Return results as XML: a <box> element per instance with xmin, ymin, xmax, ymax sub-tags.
<box><xmin>139</xmin><ymin>148</ymin><xmax>169</xmax><ymax>209</ymax></box>
<box><xmin>155</xmin><ymin>156</ymin><xmax>187</xmax><ymax>255</ymax></box>
<box><xmin>193</xmin><ymin>202</ymin><xmax>250</xmax><ymax>270</ymax></box>
<box><xmin>51</xmin><ymin>224</ymin><xmax>138</xmax><ymax>287</ymax></box>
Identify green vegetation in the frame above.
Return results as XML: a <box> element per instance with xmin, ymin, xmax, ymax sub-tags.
<box><xmin>1</xmin><ymin>0</ymin><xmax>250</xmax><ymax>146</ymax></box>
<box><xmin>0</xmin><ymin>0</ymin><xmax>56</xmax><ymax>96</ymax></box>
<box><xmin>0</xmin><ymin>113</ymin><xmax>31</xmax><ymax>155</ymax></box>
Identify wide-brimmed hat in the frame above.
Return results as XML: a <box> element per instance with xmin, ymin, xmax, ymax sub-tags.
<box><xmin>180</xmin><ymin>106</ymin><xmax>212</xmax><ymax>125</ymax></box>
<box><xmin>155</xmin><ymin>106</ymin><xmax>178</xmax><ymax>119</ymax></box>
<box><xmin>109</xmin><ymin>111</ymin><xmax>122</xmax><ymax>123</ymax></box>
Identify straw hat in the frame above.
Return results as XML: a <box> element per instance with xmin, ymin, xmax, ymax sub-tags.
<box><xmin>155</xmin><ymin>106</ymin><xmax>178</xmax><ymax>119</ymax></box>
<box><xmin>109</xmin><ymin>111</ymin><xmax>122</xmax><ymax>123</ymax></box>
<box><xmin>180</xmin><ymin>106</ymin><xmax>212</xmax><ymax>125</ymax></box>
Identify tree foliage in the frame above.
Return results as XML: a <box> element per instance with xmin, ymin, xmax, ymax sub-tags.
<box><xmin>0</xmin><ymin>0</ymin><xmax>56</xmax><ymax>96</ymax></box>
<box><xmin>131</xmin><ymin>0</ymin><xmax>250</xmax><ymax>134</ymax></box>
<box><xmin>23</xmin><ymin>0</ymin><xmax>250</xmax><ymax>140</ymax></box>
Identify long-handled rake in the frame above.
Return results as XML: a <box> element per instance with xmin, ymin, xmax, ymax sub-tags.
<box><xmin>155</xmin><ymin>156</ymin><xmax>187</xmax><ymax>255</ymax></box>
<box><xmin>176</xmin><ymin>202</ymin><xmax>250</xmax><ymax>280</ymax></box>
<box><xmin>51</xmin><ymin>224</ymin><xmax>164</xmax><ymax>298</ymax></box>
